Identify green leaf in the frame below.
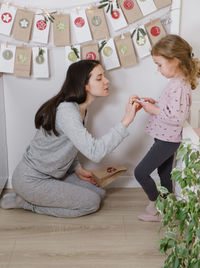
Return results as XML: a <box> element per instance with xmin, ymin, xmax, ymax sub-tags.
<box><xmin>110</xmin><ymin>3</ymin><xmax>113</xmax><ymax>15</ymax></box>
<box><xmin>173</xmin><ymin>257</ymin><xmax>179</xmax><ymax>268</ymax></box>
<box><xmin>131</xmin><ymin>29</ymin><xmax>136</xmax><ymax>38</ymax></box>
<box><xmin>165</xmin><ymin>232</ymin><xmax>176</xmax><ymax>239</ymax></box>
<box><xmin>176</xmin><ymin>144</ymin><xmax>187</xmax><ymax>159</ymax></box>
<box><xmin>138</xmin><ymin>28</ymin><xmax>147</xmax><ymax>36</ymax></box>
<box><xmin>98</xmin><ymin>3</ymin><xmax>108</xmax><ymax>9</ymax></box>
<box><xmin>106</xmin><ymin>3</ymin><xmax>110</xmax><ymax>13</ymax></box>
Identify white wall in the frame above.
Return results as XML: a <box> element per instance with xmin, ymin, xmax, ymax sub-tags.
<box><xmin>0</xmin><ymin>74</ymin><xmax>8</xmax><ymax>190</ymax></box>
<box><xmin>2</xmin><ymin>0</ymin><xmax>200</xmax><ymax>188</ymax></box>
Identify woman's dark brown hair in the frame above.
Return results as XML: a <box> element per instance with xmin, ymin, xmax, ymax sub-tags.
<box><xmin>35</xmin><ymin>59</ymin><xmax>100</xmax><ymax>136</ymax></box>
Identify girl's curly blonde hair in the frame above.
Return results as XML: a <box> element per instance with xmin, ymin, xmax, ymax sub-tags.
<box><xmin>151</xmin><ymin>34</ymin><xmax>200</xmax><ymax>90</ymax></box>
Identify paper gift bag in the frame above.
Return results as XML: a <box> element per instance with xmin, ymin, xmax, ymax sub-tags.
<box><xmin>0</xmin><ymin>4</ymin><xmax>17</xmax><ymax>36</ymax></box>
<box><xmin>53</xmin><ymin>14</ymin><xmax>70</xmax><ymax>46</ymax></box>
<box><xmin>14</xmin><ymin>46</ymin><xmax>32</xmax><ymax>77</ymax></box>
<box><xmin>71</xmin><ymin>8</ymin><xmax>92</xmax><ymax>44</ymax></box>
<box><xmin>32</xmin><ymin>47</ymin><xmax>49</xmax><ymax>78</ymax></box>
<box><xmin>115</xmin><ymin>32</ymin><xmax>137</xmax><ymax>67</ymax></box>
<box><xmin>0</xmin><ymin>44</ymin><xmax>16</xmax><ymax>73</ymax></box>
<box><xmin>119</xmin><ymin>0</ymin><xmax>143</xmax><ymax>24</ymax></box>
<box><xmin>153</xmin><ymin>0</ymin><xmax>172</xmax><ymax>9</ymax></box>
<box><xmin>131</xmin><ymin>25</ymin><xmax>151</xmax><ymax>58</ymax></box>
<box><xmin>145</xmin><ymin>18</ymin><xmax>166</xmax><ymax>46</ymax></box>
<box><xmin>136</xmin><ymin>0</ymin><xmax>157</xmax><ymax>16</ymax></box>
<box><xmin>32</xmin><ymin>14</ymin><xmax>50</xmax><ymax>44</ymax></box>
<box><xmin>99</xmin><ymin>38</ymin><xmax>120</xmax><ymax>70</ymax></box>
<box><xmin>105</xmin><ymin>1</ymin><xmax>127</xmax><ymax>31</ymax></box>
<box><xmin>12</xmin><ymin>9</ymin><xmax>34</xmax><ymax>42</ymax></box>
<box><xmin>86</xmin><ymin>7</ymin><xmax>110</xmax><ymax>40</ymax></box>
<box><xmin>65</xmin><ymin>45</ymin><xmax>81</xmax><ymax>68</ymax></box>
<box><xmin>93</xmin><ymin>165</ymin><xmax>127</xmax><ymax>187</ymax></box>
<box><xmin>82</xmin><ymin>43</ymin><xmax>100</xmax><ymax>61</ymax></box>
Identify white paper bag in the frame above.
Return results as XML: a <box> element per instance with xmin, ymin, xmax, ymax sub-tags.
<box><xmin>99</xmin><ymin>39</ymin><xmax>120</xmax><ymax>70</ymax></box>
<box><xmin>0</xmin><ymin>4</ymin><xmax>17</xmax><ymax>36</ymax></box>
<box><xmin>131</xmin><ymin>25</ymin><xmax>151</xmax><ymax>58</ymax></box>
<box><xmin>105</xmin><ymin>1</ymin><xmax>127</xmax><ymax>31</ymax></box>
<box><xmin>32</xmin><ymin>47</ymin><xmax>49</xmax><ymax>78</ymax></box>
<box><xmin>65</xmin><ymin>45</ymin><xmax>81</xmax><ymax>68</ymax></box>
<box><xmin>71</xmin><ymin>9</ymin><xmax>92</xmax><ymax>44</ymax></box>
<box><xmin>0</xmin><ymin>44</ymin><xmax>16</xmax><ymax>73</ymax></box>
<box><xmin>136</xmin><ymin>0</ymin><xmax>157</xmax><ymax>16</ymax></box>
<box><xmin>32</xmin><ymin>14</ymin><xmax>50</xmax><ymax>44</ymax></box>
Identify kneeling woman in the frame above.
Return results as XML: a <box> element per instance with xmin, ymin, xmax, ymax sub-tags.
<box><xmin>1</xmin><ymin>60</ymin><xmax>138</xmax><ymax>218</ymax></box>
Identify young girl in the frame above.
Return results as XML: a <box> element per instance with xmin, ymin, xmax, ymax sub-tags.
<box><xmin>0</xmin><ymin>60</ymin><xmax>139</xmax><ymax>218</ymax></box>
<box><xmin>134</xmin><ymin>34</ymin><xmax>200</xmax><ymax>222</ymax></box>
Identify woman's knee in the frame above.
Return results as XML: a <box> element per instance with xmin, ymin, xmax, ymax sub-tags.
<box><xmin>82</xmin><ymin>191</ymin><xmax>101</xmax><ymax>213</ymax></box>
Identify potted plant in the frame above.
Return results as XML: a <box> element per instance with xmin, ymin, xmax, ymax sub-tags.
<box><xmin>155</xmin><ymin>139</ymin><xmax>200</xmax><ymax>268</ymax></box>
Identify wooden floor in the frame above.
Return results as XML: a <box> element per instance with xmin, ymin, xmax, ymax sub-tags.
<box><xmin>0</xmin><ymin>188</ymin><xmax>164</xmax><ymax>268</ymax></box>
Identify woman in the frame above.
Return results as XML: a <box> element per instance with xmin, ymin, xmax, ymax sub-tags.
<box><xmin>1</xmin><ymin>60</ymin><xmax>138</xmax><ymax>218</ymax></box>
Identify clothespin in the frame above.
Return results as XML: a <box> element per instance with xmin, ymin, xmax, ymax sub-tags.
<box><xmin>76</xmin><ymin>7</ymin><xmax>81</xmax><ymax>15</ymax></box>
<box><xmin>120</xmin><ymin>33</ymin><xmax>125</xmax><ymax>40</ymax></box>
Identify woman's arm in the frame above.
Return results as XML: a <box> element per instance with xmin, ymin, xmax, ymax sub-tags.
<box><xmin>56</xmin><ymin>102</ymin><xmax>137</xmax><ymax>163</ymax></box>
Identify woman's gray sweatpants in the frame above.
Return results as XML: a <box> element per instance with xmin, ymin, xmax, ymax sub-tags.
<box><xmin>12</xmin><ymin>161</ymin><xmax>105</xmax><ymax>218</ymax></box>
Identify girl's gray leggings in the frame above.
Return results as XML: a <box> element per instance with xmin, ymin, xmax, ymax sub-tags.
<box><xmin>134</xmin><ymin>138</ymin><xmax>180</xmax><ymax>201</ymax></box>
<box><xmin>12</xmin><ymin>160</ymin><xmax>105</xmax><ymax>218</ymax></box>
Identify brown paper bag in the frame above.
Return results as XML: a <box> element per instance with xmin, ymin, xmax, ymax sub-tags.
<box><xmin>86</xmin><ymin>7</ymin><xmax>110</xmax><ymax>40</ymax></box>
<box><xmin>153</xmin><ymin>0</ymin><xmax>172</xmax><ymax>9</ymax></box>
<box><xmin>93</xmin><ymin>165</ymin><xmax>127</xmax><ymax>187</ymax></box>
<box><xmin>82</xmin><ymin>43</ymin><xmax>100</xmax><ymax>60</ymax></box>
<box><xmin>14</xmin><ymin>46</ymin><xmax>32</xmax><ymax>77</ymax></box>
<box><xmin>53</xmin><ymin>14</ymin><xmax>70</xmax><ymax>46</ymax></box>
<box><xmin>145</xmin><ymin>18</ymin><xmax>166</xmax><ymax>46</ymax></box>
<box><xmin>12</xmin><ymin>9</ymin><xmax>34</xmax><ymax>42</ymax></box>
<box><xmin>114</xmin><ymin>32</ymin><xmax>137</xmax><ymax>67</ymax></box>
<box><xmin>119</xmin><ymin>0</ymin><xmax>143</xmax><ymax>24</ymax></box>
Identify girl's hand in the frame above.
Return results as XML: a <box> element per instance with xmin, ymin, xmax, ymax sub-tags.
<box><xmin>75</xmin><ymin>167</ymin><xmax>99</xmax><ymax>186</ymax></box>
<box><xmin>140</xmin><ymin>97</ymin><xmax>156</xmax><ymax>104</ymax></box>
<box><xmin>140</xmin><ymin>102</ymin><xmax>159</xmax><ymax>115</ymax></box>
<box><xmin>121</xmin><ymin>102</ymin><xmax>139</xmax><ymax>127</ymax></box>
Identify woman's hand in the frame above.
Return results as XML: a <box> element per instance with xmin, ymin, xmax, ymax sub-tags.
<box><xmin>140</xmin><ymin>102</ymin><xmax>159</xmax><ymax>115</ymax></box>
<box><xmin>75</xmin><ymin>167</ymin><xmax>99</xmax><ymax>186</ymax></box>
<box><xmin>121</xmin><ymin>101</ymin><xmax>140</xmax><ymax>128</ymax></box>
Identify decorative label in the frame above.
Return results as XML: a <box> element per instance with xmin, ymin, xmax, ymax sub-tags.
<box><xmin>2</xmin><ymin>49</ymin><xmax>13</xmax><ymax>60</ymax></box>
<box><xmin>74</xmin><ymin>17</ymin><xmax>85</xmax><ymax>28</ymax></box>
<box><xmin>36</xmin><ymin>20</ymin><xmax>47</xmax><ymax>30</ymax></box>
<box><xmin>103</xmin><ymin>46</ymin><xmax>113</xmax><ymax>57</ymax></box>
<box><xmin>136</xmin><ymin>36</ymin><xmax>146</xmax><ymax>46</ymax></box>
<box><xmin>111</xmin><ymin>10</ymin><xmax>120</xmax><ymax>19</ymax></box>
<box><xmin>35</xmin><ymin>55</ymin><xmax>45</xmax><ymax>64</ymax></box>
<box><xmin>119</xmin><ymin>44</ymin><xmax>128</xmax><ymax>55</ymax></box>
<box><xmin>18</xmin><ymin>53</ymin><xmax>28</xmax><ymax>63</ymax></box>
<box><xmin>1</xmin><ymin>12</ymin><xmax>12</xmax><ymax>23</ymax></box>
<box><xmin>150</xmin><ymin>26</ymin><xmax>160</xmax><ymax>36</ymax></box>
<box><xmin>91</xmin><ymin>16</ymin><xmax>102</xmax><ymax>26</ymax></box>
<box><xmin>19</xmin><ymin>18</ymin><xmax>29</xmax><ymax>28</ymax></box>
<box><xmin>123</xmin><ymin>0</ymin><xmax>134</xmax><ymax>10</ymax></box>
<box><xmin>68</xmin><ymin>51</ymin><xmax>78</xmax><ymax>62</ymax></box>
<box><xmin>86</xmin><ymin>52</ymin><xmax>96</xmax><ymax>60</ymax></box>
<box><xmin>56</xmin><ymin>21</ymin><xmax>66</xmax><ymax>31</ymax></box>
<box><xmin>107</xmin><ymin>167</ymin><xmax>117</xmax><ymax>173</ymax></box>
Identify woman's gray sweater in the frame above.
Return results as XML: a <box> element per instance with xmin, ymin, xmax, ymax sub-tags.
<box><xmin>23</xmin><ymin>102</ymin><xmax>129</xmax><ymax>179</ymax></box>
